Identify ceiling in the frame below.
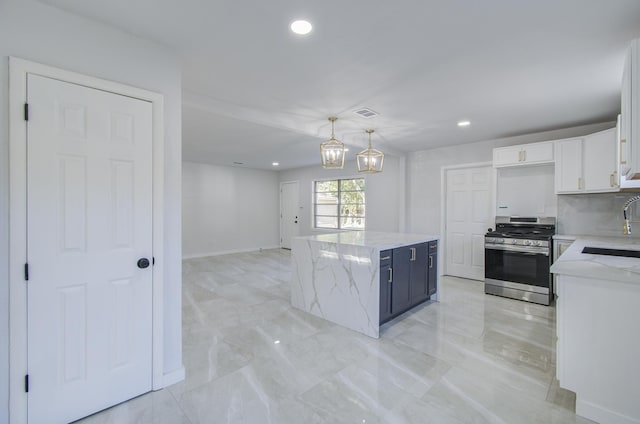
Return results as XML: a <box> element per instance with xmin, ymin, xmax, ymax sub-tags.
<box><xmin>39</xmin><ymin>0</ymin><xmax>640</xmax><ymax>170</ymax></box>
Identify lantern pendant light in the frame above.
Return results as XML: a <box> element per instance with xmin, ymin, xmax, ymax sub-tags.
<box><xmin>320</xmin><ymin>116</ymin><xmax>345</xmax><ymax>169</ymax></box>
<box><xmin>357</xmin><ymin>129</ymin><xmax>384</xmax><ymax>173</ymax></box>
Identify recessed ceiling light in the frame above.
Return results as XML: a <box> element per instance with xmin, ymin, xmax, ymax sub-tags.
<box><xmin>457</xmin><ymin>120</ymin><xmax>471</xmax><ymax>127</ymax></box>
<box><xmin>272</xmin><ymin>162</ymin><xmax>279</xmax><ymax>166</ymax></box>
<box><xmin>290</xmin><ymin>20</ymin><xmax>312</xmax><ymax>35</ymax></box>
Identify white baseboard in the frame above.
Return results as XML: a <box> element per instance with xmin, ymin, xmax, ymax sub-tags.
<box><xmin>182</xmin><ymin>245</ymin><xmax>282</xmax><ymax>260</ymax></box>
<box><xmin>162</xmin><ymin>366</ymin><xmax>185</xmax><ymax>388</ymax></box>
<box><xmin>576</xmin><ymin>398</ymin><xmax>639</xmax><ymax>424</ymax></box>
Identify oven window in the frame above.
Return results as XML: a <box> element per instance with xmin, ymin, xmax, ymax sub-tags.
<box><xmin>485</xmin><ymin>249</ymin><xmax>550</xmax><ymax>287</ymax></box>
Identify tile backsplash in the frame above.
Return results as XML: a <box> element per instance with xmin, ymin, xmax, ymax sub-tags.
<box><xmin>557</xmin><ymin>193</ymin><xmax>640</xmax><ymax>237</ymax></box>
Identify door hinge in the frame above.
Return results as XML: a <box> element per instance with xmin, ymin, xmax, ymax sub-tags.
<box><xmin>24</xmin><ymin>263</ymin><xmax>29</xmax><ymax>281</ymax></box>
<box><xmin>24</xmin><ymin>374</ymin><xmax>29</xmax><ymax>393</ymax></box>
<box><xmin>24</xmin><ymin>103</ymin><xmax>29</xmax><ymax>121</ymax></box>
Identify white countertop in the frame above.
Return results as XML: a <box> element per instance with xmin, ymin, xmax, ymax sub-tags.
<box><xmin>295</xmin><ymin>231</ymin><xmax>439</xmax><ymax>250</ymax></box>
<box><xmin>553</xmin><ymin>234</ymin><xmax>578</xmax><ymax>241</ymax></box>
<box><xmin>550</xmin><ymin>236</ymin><xmax>640</xmax><ymax>284</ymax></box>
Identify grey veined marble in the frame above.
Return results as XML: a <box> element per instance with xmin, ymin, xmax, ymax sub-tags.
<box><xmin>76</xmin><ymin>249</ymin><xmax>595</xmax><ymax>424</ymax></box>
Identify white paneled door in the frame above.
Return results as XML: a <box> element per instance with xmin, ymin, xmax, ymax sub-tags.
<box><xmin>445</xmin><ymin>166</ymin><xmax>493</xmax><ymax>280</ymax></box>
<box><xmin>26</xmin><ymin>74</ymin><xmax>153</xmax><ymax>423</ymax></box>
<box><xmin>280</xmin><ymin>181</ymin><xmax>299</xmax><ymax>249</ymax></box>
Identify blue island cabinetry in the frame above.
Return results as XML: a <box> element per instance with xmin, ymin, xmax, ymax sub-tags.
<box><xmin>380</xmin><ymin>240</ymin><xmax>438</xmax><ymax>325</ymax></box>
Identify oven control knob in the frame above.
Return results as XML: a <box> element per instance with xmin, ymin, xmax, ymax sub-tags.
<box><xmin>511</xmin><ymin>239</ymin><xmax>518</xmax><ymax>244</ymax></box>
<box><xmin>497</xmin><ymin>238</ymin><xmax>504</xmax><ymax>243</ymax></box>
<box><xmin>524</xmin><ymin>240</ymin><xmax>532</xmax><ymax>246</ymax></box>
<box><xmin>535</xmin><ymin>241</ymin><xmax>542</xmax><ymax>247</ymax></box>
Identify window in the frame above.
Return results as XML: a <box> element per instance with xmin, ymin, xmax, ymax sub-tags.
<box><xmin>314</xmin><ymin>178</ymin><xmax>365</xmax><ymax>229</ymax></box>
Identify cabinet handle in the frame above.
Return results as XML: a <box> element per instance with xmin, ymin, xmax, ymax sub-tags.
<box><xmin>621</xmin><ymin>139</ymin><xmax>627</xmax><ymax>164</ymax></box>
<box><xmin>388</xmin><ymin>268</ymin><xmax>393</xmax><ymax>283</ymax></box>
<box><xmin>523</xmin><ymin>150</ymin><xmax>526</xmax><ymax>161</ymax></box>
<box><xmin>380</xmin><ymin>256</ymin><xmax>391</xmax><ymax>261</ymax></box>
<box><xmin>518</xmin><ymin>151</ymin><xmax>523</xmax><ymax>162</ymax></box>
<box><xmin>429</xmin><ymin>256</ymin><xmax>433</xmax><ymax>268</ymax></box>
<box><xmin>614</xmin><ymin>171</ymin><xmax>618</xmax><ymax>187</ymax></box>
<box><xmin>578</xmin><ymin>177</ymin><xmax>582</xmax><ymax>190</ymax></box>
<box><xmin>410</xmin><ymin>247</ymin><xmax>416</xmax><ymax>261</ymax></box>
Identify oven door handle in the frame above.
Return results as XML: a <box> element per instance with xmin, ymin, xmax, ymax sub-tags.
<box><xmin>485</xmin><ymin>245</ymin><xmax>549</xmax><ymax>256</ymax></box>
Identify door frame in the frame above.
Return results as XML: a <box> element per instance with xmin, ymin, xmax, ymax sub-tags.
<box><xmin>440</xmin><ymin>161</ymin><xmax>496</xmax><ymax>276</ymax></box>
<box><xmin>279</xmin><ymin>180</ymin><xmax>299</xmax><ymax>248</ymax></box>
<box><xmin>8</xmin><ymin>57</ymin><xmax>165</xmax><ymax>422</ymax></box>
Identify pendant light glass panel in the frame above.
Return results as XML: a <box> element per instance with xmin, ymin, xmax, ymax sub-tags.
<box><xmin>320</xmin><ymin>117</ymin><xmax>345</xmax><ymax>169</ymax></box>
<box><xmin>357</xmin><ymin>130</ymin><xmax>384</xmax><ymax>173</ymax></box>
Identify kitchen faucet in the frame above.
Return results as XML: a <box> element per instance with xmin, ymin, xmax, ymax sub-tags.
<box><xmin>623</xmin><ymin>195</ymin><xmax>640</xmax><ymax>235</ymax></box>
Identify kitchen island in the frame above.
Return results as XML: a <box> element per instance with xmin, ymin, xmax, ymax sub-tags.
<box><xmin>551</xmin><ymin>236</ymin><xmax>640</xmax><ymax>424</ymax></box>
<box><xmin>291</xmin><ymin>231</ymin><xmax>439</xmax><ymax>338</ymax></box>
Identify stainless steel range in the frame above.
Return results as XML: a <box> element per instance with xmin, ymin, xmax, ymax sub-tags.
<box><xmin>484</xmin><ymin>216</ymin><xmax>556</xmax><ymax>305</ymax></box>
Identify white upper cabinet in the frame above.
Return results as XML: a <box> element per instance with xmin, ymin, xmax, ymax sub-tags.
<box><xmin>555</xmin><ymin>129</ymin><xmax>619</xmax><ymax>194</ymax></box>
<box><xmin>493</xmin><ymin>141</ymin><xmax>554</xmax><ymax>168</ymax></box>
<box><xmin>621</xmin><ymin>39</ymin><xmax>640</xmax><ymax>180</ymax></box>
<box><xmin>584</xmin><ymin>129</ymin><xmax>618</xmax><ymax>191</ymax></box>
<box><xmin>555</xmin><ymin>138</ymin><xmax>583</xmax><ymax>193</ymax></box>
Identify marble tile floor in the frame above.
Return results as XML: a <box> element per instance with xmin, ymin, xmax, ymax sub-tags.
<box><xmin>76</xmin><ymin>248</ymin><xmax>595</xmax><ymax>424</ymax></box>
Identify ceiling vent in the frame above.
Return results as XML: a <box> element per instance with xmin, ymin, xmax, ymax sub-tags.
<box><xmin>353</xmin><ymin>108</ymin><xmax>378</xmax><ymax>119</ymax></box>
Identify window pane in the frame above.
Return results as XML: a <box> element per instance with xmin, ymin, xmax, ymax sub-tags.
<box><xmin>341</xmin><ymin>204</ymin><xmax>365</xmax><ymax>218</ymax></box>
<box><xmin>315</xmin><ymin>180</ymin><xmax>338</xmax><ymax>192</ymax></box>
<box><xmin>340</xmin><ymin>178</ymin><xmax>365</xmax><ymax>191</ymax></box>
<box><xmin>315</xmin><ymin>191</ymin><xmax>338</xmax><ymax>204</ymax></box>
<box><xmin>340</xmin><ymin>191</ymin><xmax>365</xmax><ymax>204</ymax></box>
<box><xmin>341</xmin><ymin>217</ymin><xmax>365</xmax><ymax>229</ymax></box>
<box><xmin>316</xmin><ymin>216</ymin><xmax>338</xmax><ymax>228</ymax></box>
<box><xmin>316</xmin><ymin>204</ymin><xmax>338</xmax><ymax>216</ymax></box>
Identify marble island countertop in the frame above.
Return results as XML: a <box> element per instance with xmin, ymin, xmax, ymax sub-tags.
<box><xmin>550</xmin><ymin>236</ymin><xmax>640</xmax><ymax>284</ymax></box>
<box><xmin>296</xmin><ymin>231</ymin><xmax>439</xmax><ymax>250</ymax></box>
<box><xmin>291</xmin><ymin>231</ymin><xmax>440</xmax><ymax>338</ymax></box>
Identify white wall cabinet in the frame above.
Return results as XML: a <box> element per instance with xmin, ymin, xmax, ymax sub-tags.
<box><xmin>555</xmin><ymin>129</ymin><xmax>619</xmax><ymax>194</ymax></box>
<box><xmin>621</xmin><ymin>38</ymin><xmax>640</xmax><ymax>180</ymax></box>
<box><xmin>555</xmin><ymin>138</ymin><xmax>583</xmax><ymax>192</ymax></box>
<box><xmin>493</xmin><ymin>141</ymin><xmax>554</xmax><ymax>168</ymax></box>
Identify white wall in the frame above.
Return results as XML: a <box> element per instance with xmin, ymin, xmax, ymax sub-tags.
<box><xmin>278</xmin><ymin>156</ymin><xmax>406</xmax><ymax>235</ymax></box>
<box><xmin>182</xmin><ymin>162</ymin><xmax>280</xmax><ymax>257</ymax></box>
<box><xmin>407</xmin><ymin>122</ymin><xmax>615</xmax><ymax>235</ymax></box>
<box><xmin>496</xmin><ymin>165</ymin><xmax>557</xmax><ymax>217</ymax></box>
<box><xmin>0</xmin><ymin>1</ymin><xmax>183</xmax><ymax>418</ymax></box>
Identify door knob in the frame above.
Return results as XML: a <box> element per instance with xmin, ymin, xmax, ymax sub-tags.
<box><xmin>137</xmin><ymin>258</ymin><xmax>150</xmax><ymax>269</ymax></box>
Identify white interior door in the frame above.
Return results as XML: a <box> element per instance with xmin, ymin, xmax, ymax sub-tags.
<box><xmin>445</xmin><ymin>166</ymin><xmax>493</xmax><ymax>280</ymax></box>
<box><xmin>280</xmin><ymin>181</ymin><xmax>299</xmax><ymax>249</ymax></box>
<box><xmin>27</xmin><ymin>74</ymin><xmax>153</xmax><ymax>423</ymax></box>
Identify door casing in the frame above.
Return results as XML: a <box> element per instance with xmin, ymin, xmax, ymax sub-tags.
<box><xmin>8</xmin><ymin>57</ymin><xmax>166</xmax><ymax>423</ymax></box>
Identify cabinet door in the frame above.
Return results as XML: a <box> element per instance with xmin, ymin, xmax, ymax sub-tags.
<box><xmin>379</xmin><ymin>250</ymin><xmax>393</xmax><ymax>324</ymax></box>
<box><xmin>584</xmin><ymin>129</ymin><xmax>618</xmax><ymax>192</ymax></box>
<box><xmin>493</xmin><ymin>146</ymin><xmax>522</xmax><ymax>167</ymax></box>
<box><xmin>628</xmin><ymin>39</ymin><xmax>640</xmax><ymax>180</ymax></box>
<box><xmin>428</xmin><ymin>241</ymin><xmax>438</xmax><ymax>296</ymax></box>
<box><xmin>555</xmin><ymin>139</ymin><xmax>583</xmax><ymax>193</ymax></box>
<box><xmin>409</xmin><ymin>243</ymin><xmax>428</xmax><ymax>305</ymax></box>
<box><xmin>621</xmin><ymin>54</ymin><xmax>631</xmax><ymax>176</ymax></box>
<box><xmin>391</xmin><ymin>247</ymin><xmax>412</xmax><ymax>315</ymax></box>
<box><xmin>523</xmin><ymin>142</ymin><xmax>554</xmax><ymax>164</ymax></box>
